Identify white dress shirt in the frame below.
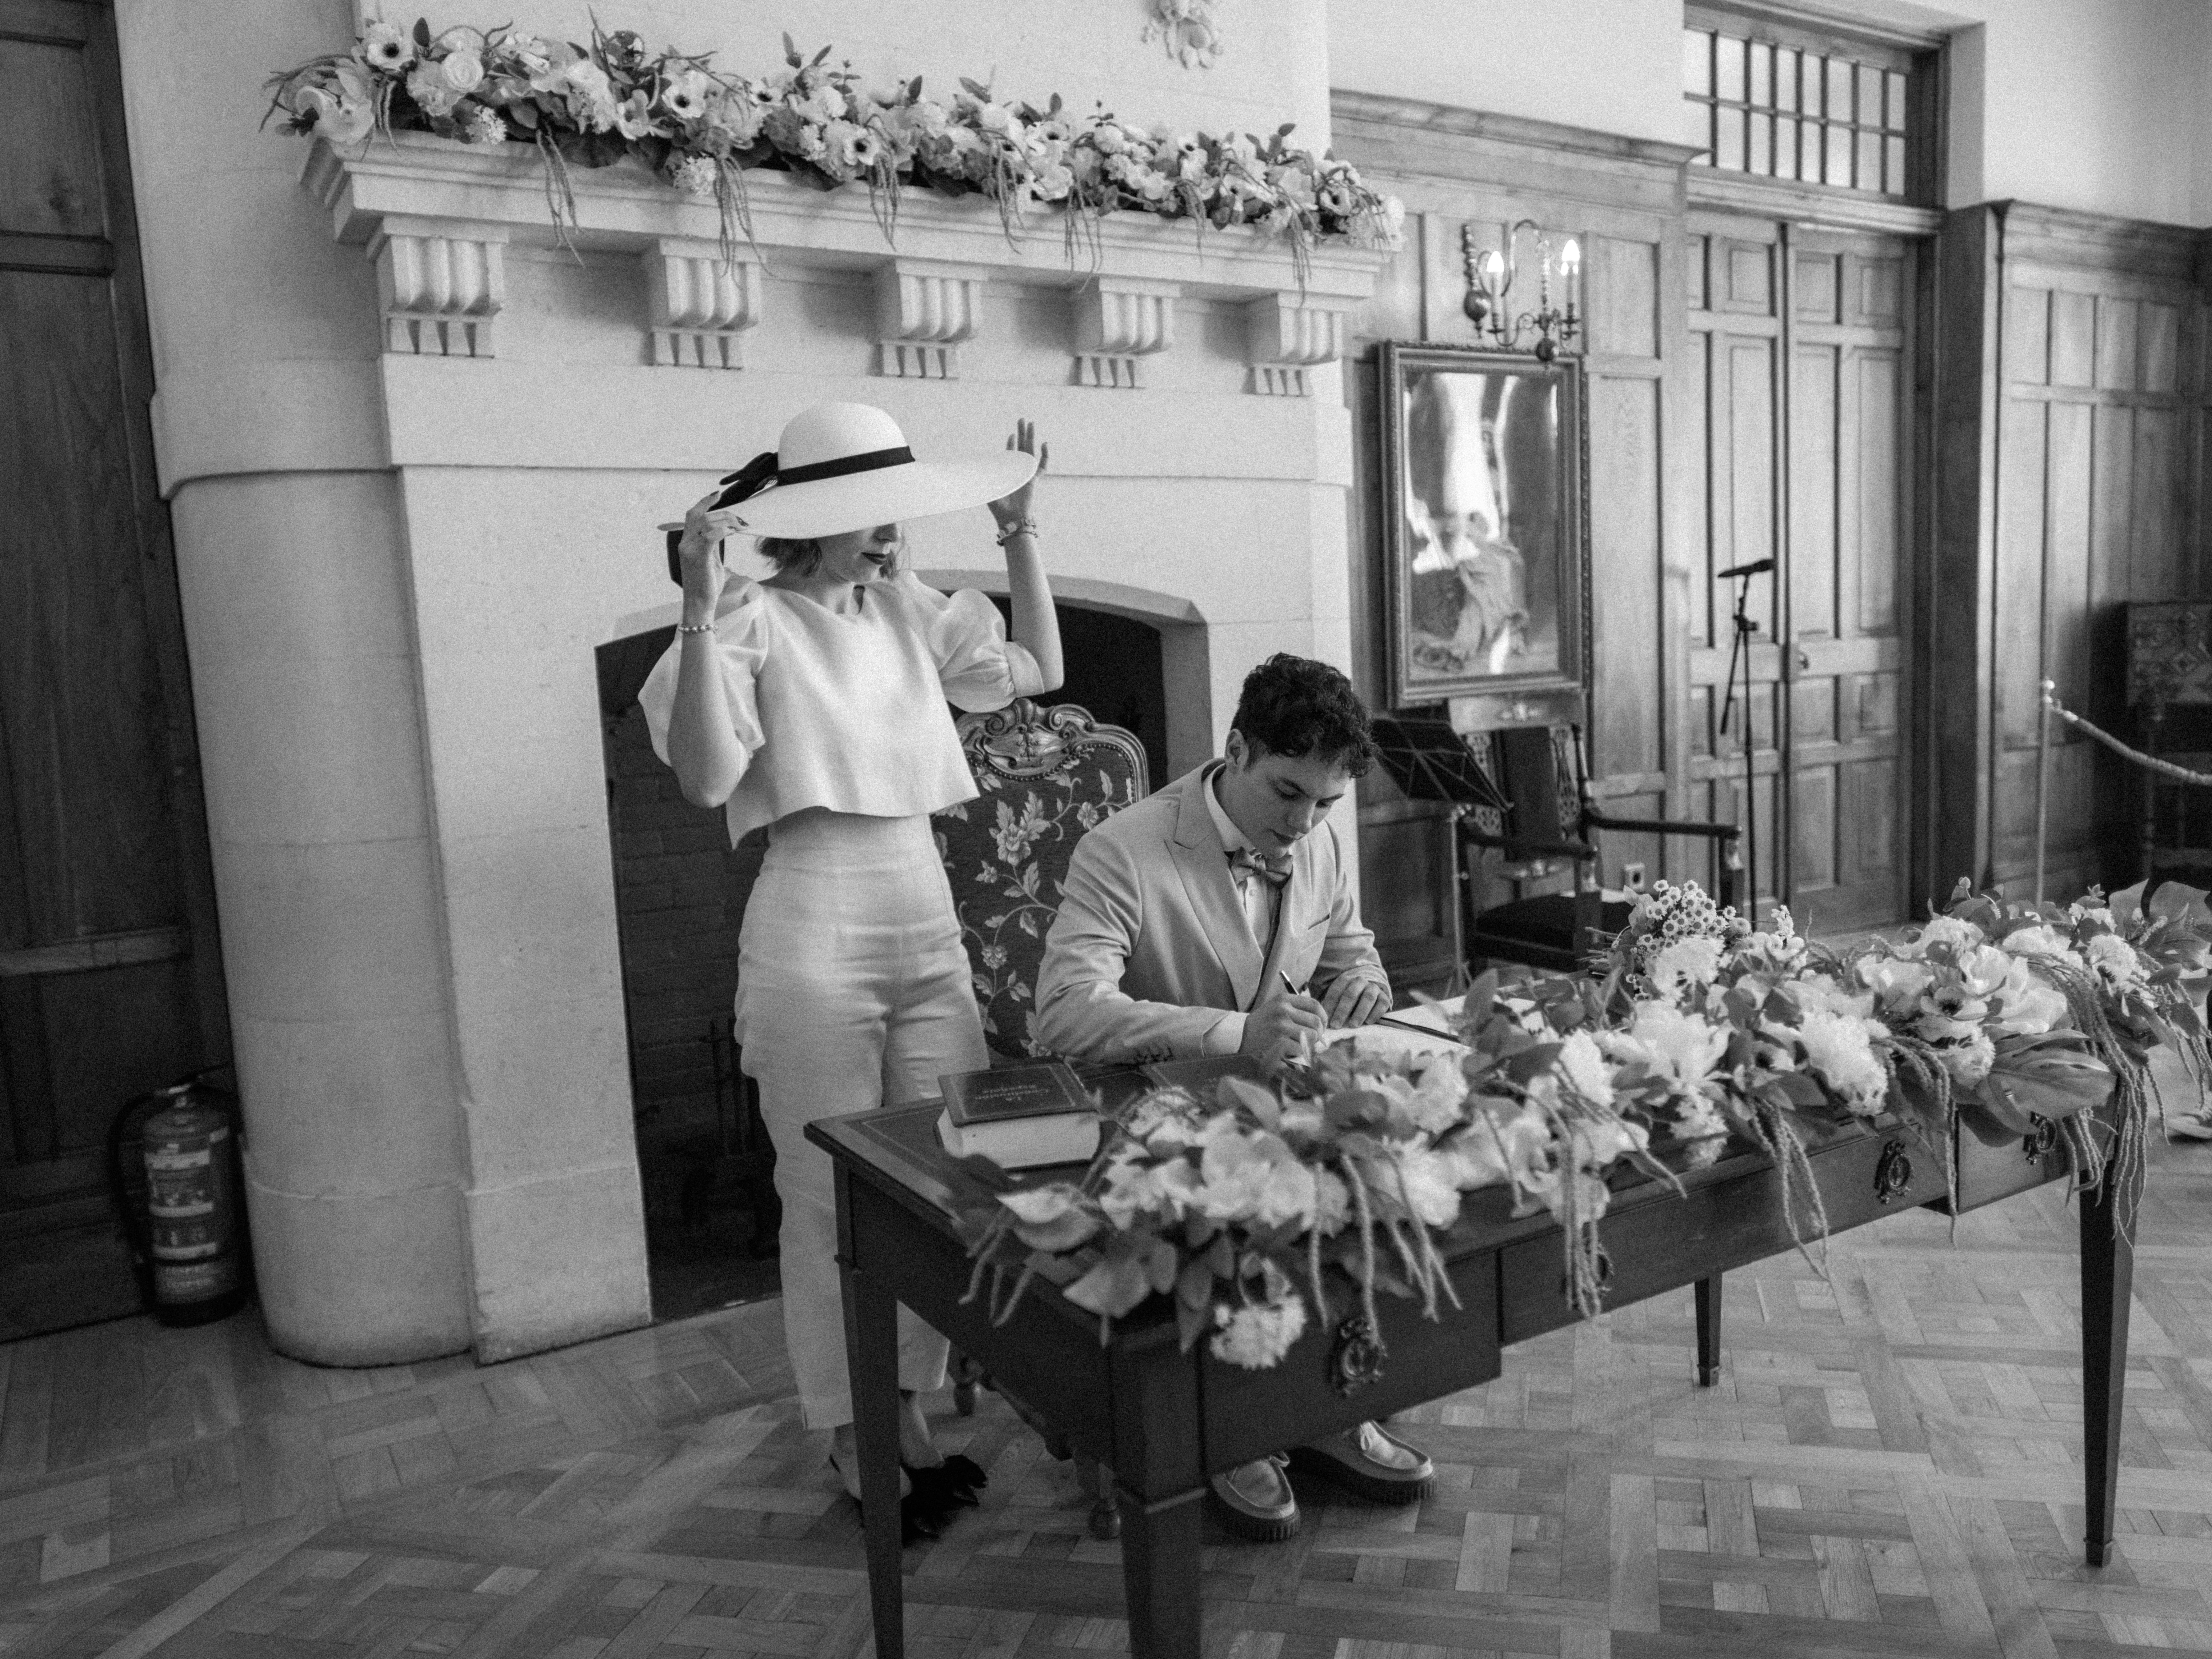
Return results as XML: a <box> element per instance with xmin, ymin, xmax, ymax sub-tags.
<box><xmin>1199</xmin><ymin>772</ymin><xmax>1282</xmax><ymax>1055</ymax></box>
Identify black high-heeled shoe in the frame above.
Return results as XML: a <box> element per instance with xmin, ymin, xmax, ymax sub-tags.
<box><xmin>829</xmin><ymin>1453</ymin><xmax>953</xmax><ymax>1545</ymax></box>
<box><xmin>905</xmin><ymin>1453</ymin><xmax>989</xmax><ymax>1509</ymax></box>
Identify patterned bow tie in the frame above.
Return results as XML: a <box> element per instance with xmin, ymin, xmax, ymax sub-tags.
<box><xmin>1228</xmin><ymin>846</ymin><xmax>1292</xmax><ymax>889</ymax></box>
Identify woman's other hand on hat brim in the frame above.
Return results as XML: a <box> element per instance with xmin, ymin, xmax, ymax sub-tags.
<box><xmin>989</xmin><ymin>419</ymin><xmax>1047</xmax><ymax>530</ymax></box>
<box><xmin>677</xmin><ymin>494</ymin><xmax>746</xmax><ymax>623</ymax></box>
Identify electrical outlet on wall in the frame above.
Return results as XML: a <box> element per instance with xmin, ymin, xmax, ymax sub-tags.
<box><xmin>1622</xmin><ymin>862</ymin><xmax>1648</xmax><ymax>893</ymax></box>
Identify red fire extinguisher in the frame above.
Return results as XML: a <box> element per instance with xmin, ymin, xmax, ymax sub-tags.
<box><xmin>136</xmin><ymin>1080</ymin><xmax>249</xmax><ymax>1326</ymax></box>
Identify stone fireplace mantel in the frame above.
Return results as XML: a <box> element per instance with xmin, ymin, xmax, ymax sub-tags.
<box><xmin>145</xmin><ymin>111</ymin><xmax>1391</xmax><ymax>1369</ymax></box>
<box><xmin>303</xmin><ymin>134</ymin><xmax>1388</xmax><ymax>394</ymax></box>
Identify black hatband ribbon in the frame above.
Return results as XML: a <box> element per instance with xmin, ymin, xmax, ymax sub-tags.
<box><xmin>666</xmin><ymin>445</ymin><xmax>916</xmax><ymax>582</ymax></box>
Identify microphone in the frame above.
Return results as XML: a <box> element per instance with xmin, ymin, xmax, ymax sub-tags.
<box><xmin>1716</xmin><ymin>558</ymin><xmax>1774</xmax><ymax>579</ymax></box>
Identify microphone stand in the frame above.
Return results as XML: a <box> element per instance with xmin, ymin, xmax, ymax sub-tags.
<box><xmin>1717</xmin><ymin>568</ymin><xmax>1759</xmax><ymax>921</ymax></box>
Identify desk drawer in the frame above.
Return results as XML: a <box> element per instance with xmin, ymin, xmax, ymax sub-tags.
<box><xmin>1201</xmin><ymin>1246</ymin><xmax>1501</xmax><ymax>1472</ymax></box>
<box><xmin>1499</xmin><ymin>1123</ymin><xmax>1947</xmax><ymax>1344</ymax></box>
<box><xmin>1928</xmin><ymin>1117</ymin><xmax>2069</xmax><ymax>1215</ymax></box>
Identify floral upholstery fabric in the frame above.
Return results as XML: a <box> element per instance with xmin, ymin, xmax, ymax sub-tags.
<box><xmin>932</xmin><ymin>701</ymin><xmax>1148</xmax><ymax>1059</ymax></box>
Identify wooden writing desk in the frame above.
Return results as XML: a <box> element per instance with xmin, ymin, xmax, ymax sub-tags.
<box><xmin>809</xmin><ymin>1092</ymin><xmax>2135</xmax><ymax>1659</ymax></box>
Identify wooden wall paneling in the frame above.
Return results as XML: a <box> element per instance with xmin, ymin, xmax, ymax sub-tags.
<box><xmin>1768</xmin><ymin>226</ymin><xmax>1914</xmax><ymax>930</ymax></box>
<box><xmin>1657</xmin><ymin>193</ymin><xmax>1702</xmax><ymax>888</ymax></box>
<box><xmin>1957</xmin><ymin>206</ymin><xmax>2207</xmax><ymax>897</ymax></box>
<box><xmin>1687</xmin><ymin>212</ymin><xmax>1785</xmax><ymax>913</ymax></box>
<box><xmin>1588</xmin><ymin>368</ymin><xmax>1665</xmax><ymax>794</ymax></box>
<box><xmin>1927</xmin><ymin>205</ymin><xmax>2002</xmax><ymax>894</ymax></box>
<box><xmin>0</xmin><ymin>0</ymin><xmax>230</xmax><ymax>1336</ymax></box>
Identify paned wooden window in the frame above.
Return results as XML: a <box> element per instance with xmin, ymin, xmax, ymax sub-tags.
<box><xmin>1684</xmin><ymin>6</ymin><xmax>1934</xmax><ymax>201</ymax></box>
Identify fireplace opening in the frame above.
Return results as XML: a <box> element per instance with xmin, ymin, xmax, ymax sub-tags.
<box><xmin>596</xmin><ymin>600</ymin><xmax>1171</xmax><ymax>1324</ymax></box>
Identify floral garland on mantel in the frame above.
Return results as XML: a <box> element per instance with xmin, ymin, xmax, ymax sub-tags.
<box><xmin>964</xmin><ymin>881</ymin><xmax>2210</xmax><ymax>1374</ymax></box>
<box><xmin>264</xmin><ymin>19</ymin><xmax>1403</xmax><ymax>273</ymax></box>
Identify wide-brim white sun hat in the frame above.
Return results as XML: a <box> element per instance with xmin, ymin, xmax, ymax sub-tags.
<box><xmin>716</xmin><ymin>402</ymin><xmax>1036</xmax><ymax>542</ymax></box>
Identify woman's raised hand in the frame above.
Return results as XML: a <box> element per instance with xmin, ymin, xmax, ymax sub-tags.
<box><xmin>988</xmin><ymin>419</ymin><xmax>1047</xmax><ymax>531</ymax></box>
<box><xmin>663</xmin><ymin>487</ymin><xmax>750</xmax><ymax>623</ymax></box>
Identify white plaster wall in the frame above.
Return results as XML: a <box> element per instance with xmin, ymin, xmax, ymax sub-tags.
<box><xmin>1945</xmin><ymin>0</ymin><xmax>2212</xmax><ymax>224</ymax></box>
<box><xmin>1326</xmin><ymin>1</ymin><xmax>1702</xmax><ymax>149</ymax></box>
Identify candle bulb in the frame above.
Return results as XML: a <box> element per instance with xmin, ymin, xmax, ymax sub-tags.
<box><xmin>1561</xmin><ymin>237</ymin><xmax>1581</xmax><ymax>325</ymax></box>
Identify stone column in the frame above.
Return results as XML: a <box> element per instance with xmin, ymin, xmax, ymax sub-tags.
<box><xmin>112</xmin><ymin>0</ymin><xmax>475</xmax><ymax>1364</ymax></box>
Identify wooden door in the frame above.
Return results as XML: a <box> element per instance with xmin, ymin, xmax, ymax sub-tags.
<box><xmin>1688</xmin><ymin>215</ymin><xmax>1916</xmax><ymax>932</ymax></box>
<box><xmin>0</xmin><ymin>0</ymin><xmax>230</xmax><ymax>1338</ymax></box>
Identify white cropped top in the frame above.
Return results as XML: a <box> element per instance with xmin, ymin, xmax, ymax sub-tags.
<box><xmin>637</xmin><ymin>572</ymin><xmax>1036</xmax><ymax>843</ymax></box>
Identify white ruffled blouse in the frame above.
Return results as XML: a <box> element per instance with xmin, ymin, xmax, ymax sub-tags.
<box><xmin>638</xmin><ymin>572</ymin><xmax>1036</xmax><ymax>843</ymax></box>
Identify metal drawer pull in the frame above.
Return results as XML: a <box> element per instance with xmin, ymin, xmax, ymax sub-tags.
<box><xmin>2025</xmin><ymin>1113</ymin><xmax>2058</xmax><ymax>1164</ymax></box>
<box><xmin>1329</xmin><ymin>1314</ymin><xmax>1386</xmax><ymax>1397</ymax></box>
<box><xmin>1874</xmin><ymin>1140</ymin><xmax>1913</xmax><ymax>1203</ymax></box>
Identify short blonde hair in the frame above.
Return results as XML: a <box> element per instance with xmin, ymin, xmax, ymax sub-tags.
<box><xmin>757</xmin><ymin>537</ymin><xmax>822</xmax><ymax>576</ymax></box>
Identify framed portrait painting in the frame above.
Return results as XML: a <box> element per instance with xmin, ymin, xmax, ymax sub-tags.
<box><xmin>1377</xmin><ymin>343</ymin><xmax>1589</xmax><ymax>708</ymax></box>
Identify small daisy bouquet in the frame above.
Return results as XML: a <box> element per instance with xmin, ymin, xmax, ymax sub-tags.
<box><xmin>264</xmin><ymin>18</ymin><xmax>1404</xmax><ymax>271</ymax></box>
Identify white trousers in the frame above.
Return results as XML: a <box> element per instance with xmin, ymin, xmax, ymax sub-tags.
<box><xmin>737</xmin><ymin>810</ymin><xmax>987</xmax><ymax>1430</ymax></box>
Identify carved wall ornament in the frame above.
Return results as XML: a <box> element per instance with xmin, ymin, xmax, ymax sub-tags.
<box><xmin>1072</xmin><ymin>277</ymin><xmax>1179</xmax><ymax>388</ymax></box>
<box><xmin>367</xmin><ymin>215</ymin><xmax>505</xmax><ymax>358</ymax></box>
<box><xmin>645</xmin><ymin>238</ymin><xmax>762</xmax><ymax>369</ymax></box>
<box><xmin>1244</xmin><ymin>292</ymin><xmax>1353</xmax><ymax>397</ymax></box>
<box><xmin>874</xmin><ymin>259</ymin><xmax>987</xmax><ymax>380</ymax></box>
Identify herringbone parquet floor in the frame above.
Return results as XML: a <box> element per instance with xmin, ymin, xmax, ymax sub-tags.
<box><xmin>10</xmin><ymin>1113</ymin><xmax>2212</xmax><ymax>1658</ymax></box>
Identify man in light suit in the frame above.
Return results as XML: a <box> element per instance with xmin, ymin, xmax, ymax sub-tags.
<box><xmin>1035</xmin><ymin>654</ymin><xmax>1434</xmax><ymax>1540</ymax></box>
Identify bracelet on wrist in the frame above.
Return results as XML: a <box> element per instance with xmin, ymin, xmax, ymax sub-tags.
<box><xmin>676</xmin><ymin>619</ymin><xmax>716</xmax><ymax>634</ymax></box>
<box><xmin>993</xmin><ymin>518</ymin><xmax>1038</xmax><ymax>546</ymax></box>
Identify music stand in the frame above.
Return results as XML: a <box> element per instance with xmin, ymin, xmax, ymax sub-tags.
<box><xmin>1370</xmin><ymin>714</ymin><xmax>1513</xmax><ymax>813</ymax></box>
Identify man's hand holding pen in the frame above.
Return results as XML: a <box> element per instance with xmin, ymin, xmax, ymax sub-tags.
<box><xmin>1240</xmin><ymin>970</ymin><xmax>1326</xmax><ymax>1073</ymax></box>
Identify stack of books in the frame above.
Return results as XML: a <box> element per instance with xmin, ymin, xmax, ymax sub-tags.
<box><xmin>936</xmin><ymin>1062</ymin><xmax>1102</xmax><ymax>1169</ymax></box>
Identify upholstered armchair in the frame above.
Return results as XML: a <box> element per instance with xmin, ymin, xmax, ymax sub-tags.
<box><xmin>933</xmin><ymin>698</ymin><xmax>1147</xmax><ymax>1537</ymax></box>
<box><xmin>933</xmin><ymin>698</ymin><xmax>1149</xmax><ymax>1060</ymax></box>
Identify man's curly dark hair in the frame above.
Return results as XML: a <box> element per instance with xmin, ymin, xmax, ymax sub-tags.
<box><xmin>1229</xmin><ymin>654</ymin><xmax>1377</xmax><ymax>777</ymax></box>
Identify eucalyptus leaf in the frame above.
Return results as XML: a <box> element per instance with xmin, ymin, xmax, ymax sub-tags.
<box><xmin>1221</xmin><ymin>1075</ymin><xmax>1280</xmax><ymax>1129</ymax></box>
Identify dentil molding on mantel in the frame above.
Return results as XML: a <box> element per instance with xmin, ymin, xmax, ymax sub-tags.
<box><xmin>303</xmin><ymin>134</ymin><xmax>1389</xmax><ymax>395</ymax></box>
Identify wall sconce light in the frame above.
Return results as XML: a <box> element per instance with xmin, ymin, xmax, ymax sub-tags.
<box><xmin>1460</xmin><ymin>220</ymin><xmax>1580</xmax><ymax>362</ymax></box>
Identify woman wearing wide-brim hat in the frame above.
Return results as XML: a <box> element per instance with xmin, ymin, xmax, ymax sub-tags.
<box><xmin>640</xmin><ymin>402</ymin><xmax>1058</xmax><ymax>1538</ymax></box>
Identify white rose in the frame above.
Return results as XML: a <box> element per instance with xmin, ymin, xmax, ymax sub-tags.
<box><xmin>439</xmin><ymin>50</ymin><xmax>484</xmax><ymax>94</ymax></box>
<box><xmin>2085</xmin><ymin>932</ymin><xmax>2146</xmax><ymax>990</ymax></box>
<box><xmin>1795</xmin><ymin>1008</ymin><xmax>1888</xmax><ymax>1116</ymax></box>
<box><xmin>1554</xmin><ymin>1030</ymin><xmax>1616</xmax><ymax>1109</ymax></box>
<box><xmin>406</xmin><ymin>58</ymin><xmax>465</xmax><ymax>117</ymax></box>
<box><xmin>1953</xmin><ymin>944</ymin><xmax>2015</xmax><ymax>998</ymax></box>
<box><xmin>1210</xmin><ymin>1294</ymin><xmax>1307</xmax><ymax>1369</ymax></box>
<box><xmin>1858</xmin><ymin>954</ymin><xmax>1934</xmax><ymax>1010</ymax></box>
<box><xmin>1907</xmin><ymin>915</ymin><xmax>1986</xmax><ymax>956</ymax></box>
<box><xmin>1393</xmin><ymin>1147</ymin><xmax>1463</xmax><ymax>1230</ymax></box>
<box><xmin>1646</xmin><ymin>936</ymin><xmax>1723</xmax><ymax>1002</ymax></box>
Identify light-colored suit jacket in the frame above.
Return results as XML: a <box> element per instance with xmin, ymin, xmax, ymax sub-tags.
<box><xmin>1033</xmin><ymin>763</ymin><xmax>1390</xmax><ymax>1065</ymax></box>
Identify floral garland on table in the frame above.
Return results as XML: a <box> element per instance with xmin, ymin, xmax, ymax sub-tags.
<box><xmin>961</xmin><ymin>879</ymin><xmax>2207</xmax><ymax>1375</ymax></box>
<box><xmin>962</xmin><ymin>981</ymin><xmax>1658</xmax><ymax>1372</ymax></box>
<box><xmin>263</xmin><ymin>20</ymin><xmax>1402</xmax><ymax>272</ymax></box>
<box><xmin>1607</xmin><ymin>878</ymin><xmax>2211</xmax><ymax>1232</ymax></box>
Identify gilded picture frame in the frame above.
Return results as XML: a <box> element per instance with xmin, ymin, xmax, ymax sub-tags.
<box><xmin>1377</xmin><ymin>342</ymin><xmax>1590</xmax><ymax>709</ymax></box>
